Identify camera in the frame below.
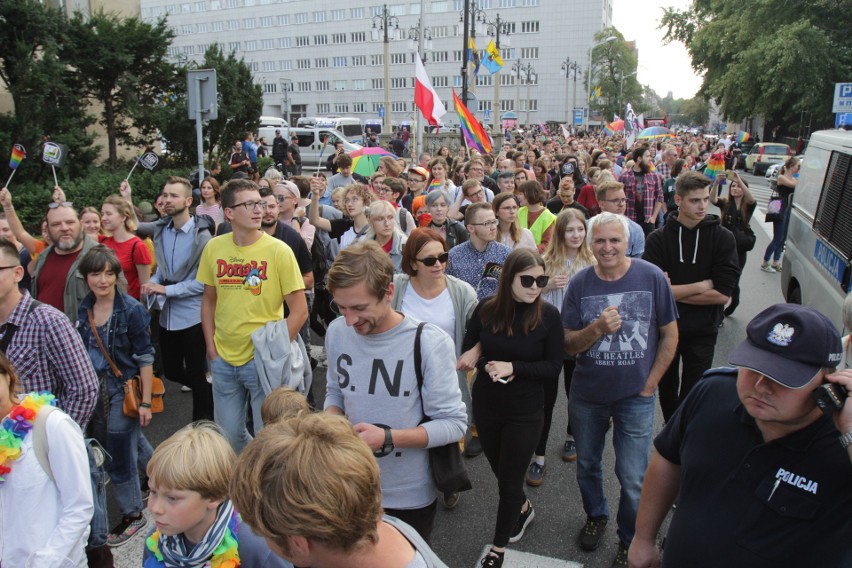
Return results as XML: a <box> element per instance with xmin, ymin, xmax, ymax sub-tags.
<box><xmin>812</xmin><ymin>383</ymin><xmax>848</xmax><ymax>414</ymax></box>
<box><xmin>562</xmin><ymin>163</ymin><xmax>575</xmax><ymax>176</ymax></box>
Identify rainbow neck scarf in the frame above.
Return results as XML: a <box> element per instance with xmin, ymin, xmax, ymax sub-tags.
<box><xmin>145</xmin><ymin>508</ymin><xmax>240</xmax><ymax>568</ymax></box>
<box><xmin>0</xmin><ymin>392</ymin><xmax>56</xmax><ymax>485</ymax></box>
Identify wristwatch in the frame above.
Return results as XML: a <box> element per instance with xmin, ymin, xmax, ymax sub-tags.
<box><xmin>840</xmin><ymin>431</ymin><xmax>852</xmax><ymax>449</ymax></box>
<box><xmin>373</xmin><ymin>424</ymin><xmax>394</xmax><ymax>458</ymax></box>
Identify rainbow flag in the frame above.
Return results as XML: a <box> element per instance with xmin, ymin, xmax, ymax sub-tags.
<box><xmin>736</xmin><ymin>131</ymin><xmax>750</xmax><ymax>143</ymax></box>
<box><xmin>8</xmin><ymin>144</ymin><xmax>25</xmax><ymax>170</ymax></box>
<box><xmin>704</xmin><ymin>152</ymin><xmax>726</xmax><ymax>180</ymax></box>
<box><xmin>428</xmin><ymin>180</ymin><xmax>443</xmax><ymax>193</ymax></box>
<box><xmin>453</xmin><ymin>89</ymin><xmax>492</xmax><ymax>154</ymax></box>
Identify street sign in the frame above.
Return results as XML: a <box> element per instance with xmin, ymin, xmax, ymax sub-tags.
<box><xmin>187</xmin><ymin>69</ymin><xmax>218</xmax><ymax>120</ymax></box>
<box><xmin>833</xmin><ymin>83</ymin><xmax>852</xmax><ymax>113</ymax></box>
<box><xmin>573</xmin><ymin>109</ymin><xmax>583</xmax><ymax>126</ymax></box>
<box><xmin>378</xmin><ymin>106</ymin><xmax>385</xmax><ymax>118</ymax></box>
<box><xmin>483</xmin><ymin>109</ymin><xmax>492</xmax><ymax>120</ymax></box>
<box><xmin>836</xmin><ymin>113</ymin><xmax>852</xmax><ymax>129</ymax></box>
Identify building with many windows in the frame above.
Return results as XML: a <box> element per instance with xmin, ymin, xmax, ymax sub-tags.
<box><xmin>141</xmin><ymin>0</ymin><xmax>613</xmax><ymax>128</ymax></box>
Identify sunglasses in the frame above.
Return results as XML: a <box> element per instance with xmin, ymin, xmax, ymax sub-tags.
<box><xmin>48</xmin><ymin>201</ymin><xmax>73</xmax><ymax>209</ymax></box>
<box><xmin>518</xmin><ymin>275</ymin><xmax>549</xmax><ymax>288</ymax></box>
<box><xmin>416</xmin><ymin>252</ymin><xmax>449</xmax><ymax>266</ymax></box>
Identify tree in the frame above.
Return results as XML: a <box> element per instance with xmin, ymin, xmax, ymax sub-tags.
<box><xmin>62</xmin><ymin>10</ymin><xmax>177</xmax><ymax>169</ymax></box>
<box><xmin>661</xmin><ymin>0</ymin><xmax>852</xmax><ymax>137</ymax></box>
<box><xmin>0</xmin><ymin>0</ymin><xmax>97</xmax><ymax>179</ymax></box>
<box><xmin>589</xmin><ymin>28</ymin><xmax>644</xmax><ymax>123</ymax></box>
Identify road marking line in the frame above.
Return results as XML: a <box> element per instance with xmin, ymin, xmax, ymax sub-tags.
<box><xmin>475</xmin><ymin>545</ymin><xmax>584</xmax><ymax>567</ymax></box>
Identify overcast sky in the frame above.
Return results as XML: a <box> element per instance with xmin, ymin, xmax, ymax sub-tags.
<box><xmin>612</xmin><ymin>0</ymin><xmax>703</xmax><ymax>100</ymax></box>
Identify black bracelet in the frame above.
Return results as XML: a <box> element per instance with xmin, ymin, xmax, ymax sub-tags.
<box><xmin>139</xmin><ymin>402</ymin><xmax>152</xmax><ymax>409</ymax></box>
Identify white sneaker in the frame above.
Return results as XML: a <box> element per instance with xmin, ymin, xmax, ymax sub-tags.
<box><xmin>180</xmin><ymin>385</ymin><xmax>192</xmax><ymax>392</ymax></box>
<box><xmin>760</xmin><ymin>262</ymin><xmax>776</xmax><ymax>273</ymax></box>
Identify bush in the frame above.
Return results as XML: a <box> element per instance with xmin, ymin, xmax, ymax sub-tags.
<box><xmin>6</xmin><ymin>167</ymin><xmax>188</xmax><ymax>231</ymax></box>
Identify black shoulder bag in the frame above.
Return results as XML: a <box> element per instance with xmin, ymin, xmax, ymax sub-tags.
<box><xmin>414</xmin><ymin>322</ymin><xmax>473</xmax><ymax>494</ymax></box>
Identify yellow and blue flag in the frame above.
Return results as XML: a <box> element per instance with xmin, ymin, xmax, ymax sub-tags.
<box><xmin>468</xmin><ymin>37</ymin><xmax>481</xmax><ymax>75</ymax></box>
<box><xmin>482</xmin><ymin>40</ymin><xmax>504</xmax><ymax>74</ymax></box>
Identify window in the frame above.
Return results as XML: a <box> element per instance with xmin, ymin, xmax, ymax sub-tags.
<box><xmin>351</xmin><ymin>7</ymin><xmax>365</xmax><ymax>18</ymax></box>
<box><xmin>372</xmin><ymin>78</ymin><xmax>384</xmax><ymax>89</ymax></box>
<box><xmin>195</xmin><ymin>3</ymin><xmax>206</xmax><ymax>12</ymax></box>
<box><xmin>228</xmin><ymin>41</ymin><xmax>240</xmax><ymax>52</ymax></box>
<box><xmin>279</xmin><ymin>37</ymin><xmax>292</xmax><ymax>48</ymax></box>
<box><xmin>261</xmin><ymin>39</ymin><xmax>274</xmax><ymax>50</ymax></box>
<box><xmin>298</xmin><ymin>82</ymin><xmax>311</xmax><ymax>92</ymax></box>
<box><xmin>333</xmin><ymin>56</ymin><xmax>347</xmax><ymax>67</ymax></box>
<box><xmin>227</xmin><ymin>20</ymin><xmax>239</xmax><ymax>30</ymax></box>
<box><xmin>197</xmin><ymin>43</ymin><xmax>209</xmax><ymax>53</ymax></box>
<box><xmin>332</xmin><ymin>33</ymin><xmax>346</xmax><ymax>44</ymax></box>
<box><xmin>181</xmin><ymin>24</ymin><xmax>193</xmax><ymax>35</ymax></box>
<box><xmin>502</xmin><ymin>48</ymin><xmax>513</xmax><ymax>60</ymax></box>
<box><xmin>263</xmin><ymin>83</ymin><xmax>277</xmax><ymax>93</ymax></box>
<box><xmin>501</xmin><ymin>99</ymin><xmax>514</xmax><ymax>111</ymax></box>
<box><xmin>243</xmin><ymin>18</ymin><xmax>255</xmax><ymax>29</ymax></box>
<box><xmin>315</xmin><ymin>58</ymin><xmax>328</xmax><ymax>68</ymax></box>
<box><xmin>226</xmin><ymin>0</ymin><xmax>237</xmax><ymax>7</ymax></box>
<box><xmin>210</xmin><ymin>0</ymin><xmax>220</xmax><ymax>7</ymax></box>
<box><xmin>331</xmin><ymin>9</ymin><xmax>345</xmax><ymax>20</ymax></box>
<box><xmin>453</xmin><ymin>75</ymin><xmax>463</xmax><ymax>87</ymax></box>
<box><xmin>815</xmin><ymin>152</ymin><xmax>852</xmax><ymax>261</ymax></box>
<box><xmin>520</xmin><ymin>99</ymin><xmax>537</xmax><ymax>111</ymax></box>
<box><xmin>476</xmin><ymin>75</ymin><xmax>493</xmax><ymax>86</ymax></box>
<box><xmin>392</xmin><ymin>101</ymin><xmax>407</xmax><ymax>112</ymax></box>
<box><xmin>248</xmin><ymin>61</ymin><xmax>258</xmax><ymax>71</ymax></box>
<box><xmin>317</xmin><ymin>103</ymin><xmax>330</xmax><ymax>114</ymax></box>
<box><xmin>523</xmin><ymin>0</ymin><xmax>539</xmax><ymax>5</ymax></box>
<box><xmin>391</xmin><ymin>53</ymin><xmax>407</xmax><ymax>64</ymax></box>
<box><xmin>452</xmin><ymin>50</ymin><xmax>462</xmax><ymax>62</ymax></box>
<box><xmin>353</xmin><ymin>102</ymin><xmax>366</xmax><ymax>113</ymax></box>
<box><xmin>479</xmin><ymin>100</ymin><xmax>492</xmax><ymax>111</ymax></box>
<box><xmin>352</xmin><ymin>55</ymin><xmax>367</xmax><ymax>66</ymax></box>
<box><xmin>281</xmin><ymin>59</ymin><xmax>293</xmax><ymax>70</ymax></box>
<box><xmin>335</xmin><ymin>103</ymin><xmax>350</xmax><ymax>113</ymax></box>
<box><xmin>260</xmin><ymin>16</ymin><xmax>273</xmax><ymax>27</ymax></box>
<box><xmin>521</xmin><ymin>21</ymin><xmax>539</xmax><ymax>33</ymax></box>
<box><xmin>294</xmin><ymin>13</ymin><xmax>309</xmax><ymax>24</ymax></box>
<box><xmin>313</xmin><ymin>11</ymin><xmax>326</xmax><ymax>22</ymax></box>
<box><xmin>371</xmin><ymin>54</ymin><xmax>384</xmax><ymax>65</ymax></box>
<box><xmin>432</xmin><ymin>26</ymin><xmax>448</xmax><ymax>38</ymax></box>
<box><xmin>389</xmin><ymin>4</ymin><xmax>406</xmax><ymax>15</ymax></box>
<box><xmin>391</xmin><ymin>78</ymin><xmax>408</xmax><ymax>89</ymax></box>
<box><xmin>334</xmin><ymin>80</ymin><xmax>347</xmax><ymax>91</ymax></box>
<box><xmin>411</xmin><ymin>2</ymin><xmax>421</xmax><ymax>14</ymax></box>
<box><xmin>373</xmin><ymin>103</ymin><xmax>384</xmax><ymax>113</ymax></box>
<box><xmin>296</xmin><ymin>36</ymin><xmax>310</xmax><ymax>47</ymax></box>
<box><xmin>316</xmin><ymin>80</ymin><xmax>329</xmax><ymax>90</ymax></box>
<box><xmin>500</xmin><ymin>74</ymin><xmax>515</xmax><ymax>86</ymax></box>
<box><xmin>244</xmin><ymin>0</ymin><xmax>254</xmax><ymax>5</ymax></box>
<box><xmin>296</xmin><ymin>59</ymin><xmax>311</xmax><ymax>69</ymax></box>
<box><xmin>181</xmin><ymin>3</ymin><xmax>191</xmax><ymax>12</ymax></box>
<box><xmin>314</xmin><ymin>35</ymin><xmax>328</xmax><ymax>45</ymax></box>
<box><xmin>197</xmin><ymin>22</ymin><xmax>208</xmax><ymax>33</ymax></box>
<box><xmin>520</xmin><ymin>47</ymin><xmax>539</xmax><ymax>58</ymax></box>
<box><xmin>499</xmin><ymin>0</ymin><xmax>516</xmax><ymax>6</ymax></box>
<box><xmin>433</xmin><ymin>51</ymin><xmax>449</xmax><ymax>62</ymax></box>
<box><xmin>262</xmin><ymin>60</ymin><xmax>276</xmax><ymax>71</ymax></box>
<box><xmin>212</xmin><ymin>21</ymin><xmax>224</xmax><ymax>32</ymax></box>
<box><xmin>278</xmin><ymin>15</ymin><xmax>289</xmax><ymax>25</ymax></box>
<box><xmin>432</xmin><ymin>1</ymin><xmax>448</xmax><ymax>13</ymax></box>
<box><xmin>431</xmin><ymin>76</ymin><xmax>448</xmax><ymax>87</ymax></box>
<box><xmin>351</xmin><ymin>31</ymin><xmax>367</xmax><ymax>43</ymax></box>
<box><xmin>245</xmin><ymin>40</ymin><xmax>257</xmax><ymax>51</ymax></box>
<box><xmin>353</xmin><ymin>79</ymin><xmax>366</xmax><ymax>90</ymax></box>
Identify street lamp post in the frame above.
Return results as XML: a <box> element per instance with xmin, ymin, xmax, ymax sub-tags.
<box><xmin>485</xmin><ymin>13</ymin><xmax>511</xmax><ymax>135</ymax></box>
<box><xmin>585</xmin><ymin>35</ymin><xmax>617</xmax><ymax>131</ymax></box>
<box><xmin>619</xmin><ymin>70</ymin><xmax>637</xmax><ymax>116</ymax></box>
<box><xmin>372</xmin><ymin>5</ymin><xmax>401</xmax><ymax>136</ymax></box>
<box><xmin>280</xmin><ymin>78</ymin><xmax>293</xmax><ymax>126</ymax></box>
<box><xmin>512</xmin><ymin>60</ymin><xmax>535</xmax><ymax>127</ymax></box>
<box><xmin>459</xmin><ymin>1</ymin><xmax>487</xmax><ymax>106</ymax></box>
<box><xmin>407</xmin><ymin>16</ymin><xmax>433</xmax><ymax>158</ymax></box>
<box><xmin>561</xmin><ymin>57</ymin><xmax>581</xmax><ymax>125</ymax></box>
<box><xmin>524</xmin><ymin>64</ymin><xmax>536</xmax><ymax>127</ymax></box>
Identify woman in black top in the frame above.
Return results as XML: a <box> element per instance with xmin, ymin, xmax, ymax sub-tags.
<box><xmin>459</xmin><ymin>248</ymin><xmax>564</xmax><ymax>568</ymax></box>
<box><xmin>711</xmin><ymin>171</ymin><xmax>756</xmax><ymax>316</ymax></box>
<box><xmin>761</xmin><ymin>156</ymin><xmax>799</xmax><ymax>272</ymax></box>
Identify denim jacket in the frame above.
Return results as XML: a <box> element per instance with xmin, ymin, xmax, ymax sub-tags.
<box><xmin>76</xmin><ymin>291</ymin><xmax>155</xmax><ymax>380</ymax></box>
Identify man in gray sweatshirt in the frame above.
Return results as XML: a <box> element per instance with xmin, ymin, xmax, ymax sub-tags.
<box><xmin>324</xmin><ymin>240</ymin><xmax>467</xmax><ymax>543</ymax></box>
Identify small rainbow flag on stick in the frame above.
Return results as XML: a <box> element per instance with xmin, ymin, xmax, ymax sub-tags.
<box><xmin>452</xmin><ymin>89</ymin><xmax>492</xmax><ymax>155</ymax></box>
<box><xmin>704</xmin><ymin>152</ymin><xmax>726</xmax><ymax>180</ymax></box>
<box><xmin>736</xmin><ymin>131</ymin><xmax>750</xmax><ymax>144</ymax></box>
<box><xmin>5</xmin><ymin>144</ymin><xmax>25</xmax><ymax>187</ymax></box>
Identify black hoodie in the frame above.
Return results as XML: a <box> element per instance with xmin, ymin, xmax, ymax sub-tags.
<box><xmin>643</xmin><ymin>213</ymin><xmax>740</xmax><ymax>336</ymax></box>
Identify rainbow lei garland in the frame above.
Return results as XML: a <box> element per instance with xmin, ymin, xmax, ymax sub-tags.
<box><xmin>0</xmin><ymin>391</ymin><xmax>56</xmax><ymax>485</ymax></box>
<box><xmin>145</xmin><ymin>509</ymin><xmax>240</xmax><ymax>568</ymax></box>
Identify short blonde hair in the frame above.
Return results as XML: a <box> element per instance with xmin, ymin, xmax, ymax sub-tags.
<box><xmin>230</xmin><ymin>413</ymin><xmax>382</xmax><ymax>555</ymax></box>
<box><xmin>103</xmin><ymin>194</ymin><xmax>138</xmax><ymax>232</ymax></box>
<box><xmin>260</xmin><ymin>386</ymin><xmax>311</xmax><ymax>425</ymax></box>
<box><xmin>147</xmin><ymin>421</ymin><xmax>235</xmax><ymax>501</ymax></box>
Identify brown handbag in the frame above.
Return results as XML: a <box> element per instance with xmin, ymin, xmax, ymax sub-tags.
<box><xmin>87</xmin><ymin>309</ymin><xmax>165</xmax><ymax>418</ymax></box>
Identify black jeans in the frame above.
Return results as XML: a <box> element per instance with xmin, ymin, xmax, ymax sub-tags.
<box><xmin>659</xmin><ymin>333</ymin><xmax>717</xmax><ymax>422</ymax></box>
<box><xmin>727</xmin><ymin>247</ymin><xmax>748</xmax><ymax>314</ymax></box>
<box><xmin>384</xmin><ymin>499</ymin><xmax>437</xmax><ymax>543</ymax></box>
<box><xmin>535</xmin><ymin>359</ymin><xmax>576</xmax><ymax>456</ymax></box>
<box><xmin>159</xmin><ymin>323</ymin><xmax>213</xmax><ymax>421</ymax></box>
<box><xmin>474</xmin><ymin>402</ymin><xmax>543</xmax><ymax>547</ymax></box>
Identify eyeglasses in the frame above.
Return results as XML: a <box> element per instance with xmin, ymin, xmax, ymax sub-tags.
<box><xmin>48</xmin><ymin>201</ymin><xmax>73</xmax><ymax>209</ymax></box>
<box><xmin>518</xmin><ymin>275</ymin><xmax>549</xmax><ymax>288</ymax></box>
<box><xmin>469</xmin><ymin>219</ymin><xmax>498</xmax><ymax>227</ymax></box>
<box><xmin>230</xmin><ymin>200</ymin><xmax>268</xmax><ymax>211</ymax></box>
<box><xmin>343</xmin><ymin>197</ymin><xmax>363</xmax><ymax>205</ymax></box>
<box><xmin>603</xmin><ymin>198</ymin><xmax>627</xmax><ymax>205</ymax></box>
<box><xmin>416</xmin><ymin>252</ymin><xmax>449</xmax><ymax>266</ymax></box>
<box><xmin>0</xmin><ymin>265</ymin><xmax>21</xmax><ymax>271</ymax></box>
<box><xmin>466</xmin><ymin>189</ymin><xmax>484</xmax><ymax>199</ymax></box>
<box><xmin>468</xmin><ymin>167</ymin><xmax>484</xmax><ymax>173</ymax></box>
<box><xmin>275</xmin><ymin>194</ymin><xmax>292</xmax><ymax>202</ymax></box>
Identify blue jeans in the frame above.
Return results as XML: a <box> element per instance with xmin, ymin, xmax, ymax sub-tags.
<box><xmin>211</xmin><ymin>357</ymin><xmax>263</xmax><ymax>453</ymax></box>
<box><xmin>104</xmin><ymin>375</ymin><xmax>153</xmax><ymax>518</ymax></box>
<box><xmin>763</xmin><ymin>207</ymin><xmax>791</xmax><ymax>262</ymax></box>
<box><xmin>569</xmin><ymin>393</ymin><xmax>656</xmax><ymax>546</ymax></box>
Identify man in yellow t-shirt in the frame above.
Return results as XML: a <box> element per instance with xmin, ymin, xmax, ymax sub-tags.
<box><xmin>198</xmin><ymin>178</ymin><xmax>307</xmax><ymax>452</ymax></box>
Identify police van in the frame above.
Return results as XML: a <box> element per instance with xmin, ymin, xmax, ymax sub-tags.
<box><xmin>298</xmin><ymin>117</ymin><xmax>363</xmax><ymax>144</ymax></box>
<box><xmin>781</xmin><ymin>129</ymin><xmax>852</xmax><ymax>330</ymax></box>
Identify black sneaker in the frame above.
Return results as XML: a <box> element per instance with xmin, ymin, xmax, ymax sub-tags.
<box><xmin>508</xmin><ymin>500</ymin><xmax>535</xmax><ymax>543</ymax></box>
<box><xmin>525</xmin><ymin>461</ymin><xmax>545</xmax><ymax>486</ymax></box>
<box><xmin>107</xmin><ymin>514</ymin><xmax>147</xmax><ymax>547</ymax></box>
<box><xmin>440</xmin><ymin>491</ymin><xmax>460</xmax><ymax>509</ymax></box>
<box><xmin>480</xmin><ymin>549</ymin><xmax>504</xmax><ymax>567</ymax></box>
<box><xmin>611</xmin><ymin>541</ymin><xmax>629</xmax><ymax>567</ymax></box>
<box><xmin>465</xmin><ymin>436</ymin><xmax>483</xmax><ymax>457</ymax></box>
<box><xmin>578</xmin><ymin>516</ymin><xmax>608</xmax><ymax>551</ymax></box>
<box><xmin>561</xmin><ymin>439</ymin><xmax>577</xmax><ymax>462</ymax></box>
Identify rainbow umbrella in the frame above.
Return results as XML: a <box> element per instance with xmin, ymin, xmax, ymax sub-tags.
<box><xmin>637</xmin><ymin>126</ymin><xmax>674</xmax><ymax>140</ymax></box>
<box><xmin>349</xmin><ymin>147</ymin><xmax>394</xmax><ymax>177</ymax></box>
<box><xmin>602</xmin><ymin>120</ymin><xmax>624</xmax><ymax>136</ymax></box>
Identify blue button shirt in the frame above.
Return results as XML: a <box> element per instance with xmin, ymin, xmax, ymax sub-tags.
<box><xmin>150</xmin><ymin>217</ymin><xmax>205</xmax><ymax>330</ymax></box>
<box><xmin>446</xmin><ymin>240</ymin><xmax>512</xmax><ymax>300</ymax></box>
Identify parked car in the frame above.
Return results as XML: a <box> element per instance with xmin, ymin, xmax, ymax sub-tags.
<box><xmin>744</xmin><ymin>142</ymin><xmax>792</xmax><ymax>175</ymax></box>
<box><xmin>764</xmin><ymin>154</ymin><xmax>803</xmax><ymax>180</ymax></box>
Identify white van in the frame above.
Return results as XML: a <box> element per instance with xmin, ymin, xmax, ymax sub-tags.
<box><xmin>781</xmin><ymin>129</ymin><xmax>852</xmax><ymax>330</ymax></box>
<box><xmin>314</xmin><ymin>117</ymin><xmax>364</xmax><ymax>144</ymax></box>
<box><xmin>288</xmin><ymin>127</ymin><xmax>362</xmax><ymax>169</ymax></box>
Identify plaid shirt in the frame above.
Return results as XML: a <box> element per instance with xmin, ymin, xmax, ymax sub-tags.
<box><xmin>2</xmin><ymin>291</ymin><xmax>98</xmax><ymax>428</ymax></box>
<box><xmin>656</xmin><ymin>161</ymin><xmax>672</xmax><ymax>182</ymax></box>
<box><xmin>619</xmin><ymin>168</ymin><xmax>663</xmax><ymax>223</ymax></box>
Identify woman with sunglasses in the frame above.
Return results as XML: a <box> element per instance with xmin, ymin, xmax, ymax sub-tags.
<box><xmin>458</xmin><ymin>248</ymin><xmax>563</xmax><ymax>568</ymax></box>
<box><xmin>391</xmin><ymin>228</ymin><xmax>478</xmax><ymax>508</ymax></box>
<box><xmin>493</xmin><ymin>192</ymin><xmax>536</xmax><ymax>251</ymax></box>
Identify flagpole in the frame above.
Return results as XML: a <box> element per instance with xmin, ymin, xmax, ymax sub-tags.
<box><xmin>4</xmin><ymin>169</ymin><xmax>16</xmax><ymax>188</ymax></box>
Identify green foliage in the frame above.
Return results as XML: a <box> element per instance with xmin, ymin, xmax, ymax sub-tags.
<box><xmin>61</xmin><ymin>10</ymin><xmax>178</xmax><ymax>169</ymax></box>
<box><xmin>660</xmin><ymin>0</ymin><xmax>852</xmax><ymax>134</ymax></box>
<box><xmin>7</xmin><ymin>168</ymin><xmax>186</xmax><ymax>231</ymax></box>
<box><xmin>256</xmin><ymin>156</ymin><xmax>274</xmax><ymax>177</ymax></box>
<box><xmin>656</xmin><ymin>93</ymin><xmax>711</xmax><ymax>127</ymax></box>
<box><xmin>590</xmin><ymin>28</ymin><xmax>645</xmax><ymax>122</ymax></box>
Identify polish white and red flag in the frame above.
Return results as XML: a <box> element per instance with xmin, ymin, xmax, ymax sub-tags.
<box><xmin>415</xmin><ymin>54</ymin><xmax>447</xmax><ymax>130</ymax></box>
